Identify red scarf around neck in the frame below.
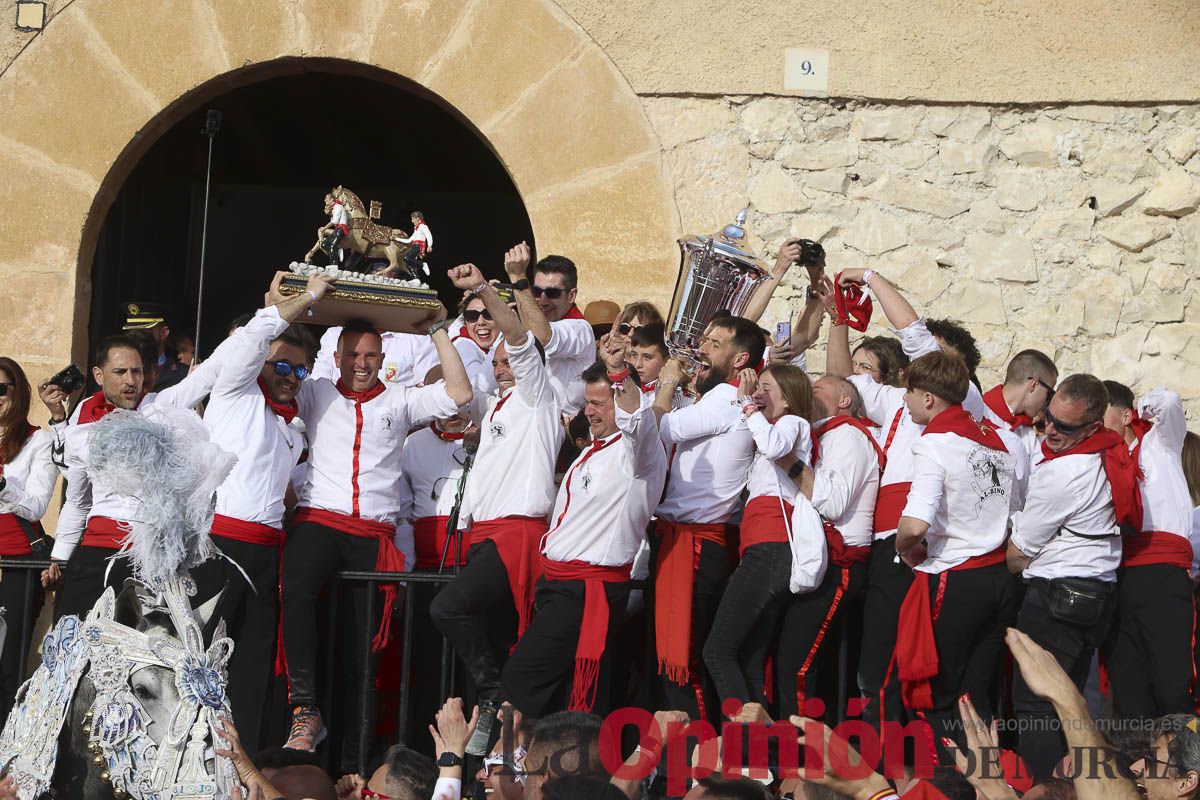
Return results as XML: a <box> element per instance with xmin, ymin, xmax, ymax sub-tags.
<box><xmin>335</xmin><ymin>378</ymin><xmax>386</xmax><ymax>404</ymax></box>
<box><xmin>812</xmin><ymin>415</ymin><xmax>886</xmax><ymax>470</ymax></box>
<box><xmin>982</xmin><ymin>385</ymin><xmax>1033</xmax><ymax>431</ymax></box>
<box><xmin>430</xmin><ymin>422</ymin><xmax>467</xmax><ymax>442</ymax></box>
<box><xmin>257</xmin><ymin>377</ymin><xmax>298</xmax><ymax>425</ymax></box>
<box><xmin>922</xmin><ymin>404</ymin><xmax>1008</xmax><ymax>452</ymax></box>
<box><xmin>1040</xmin><ymin>428</ymin><xmax>1143</xmax><ymax>531</ymax></box>
<box><xmin>77</xmin><ymin>391</ymin><xmax>116</xmax><ymax>424</ymax></box>
<box><xmin>563</xmin><ymin>304</ymin><xmax>585</xmax><ymax>320</ymax></box>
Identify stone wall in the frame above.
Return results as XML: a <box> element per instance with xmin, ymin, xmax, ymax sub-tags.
<box><xmin>642</xmin><ymin>97</ymin><xmax>1200</xmax><ymax>421</ymax></box>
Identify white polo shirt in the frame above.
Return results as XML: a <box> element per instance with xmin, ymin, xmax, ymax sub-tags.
<box><xmin>313</xmin><ymin>327</ymin><xmax>440</xmax><ymax>388</ymax></box>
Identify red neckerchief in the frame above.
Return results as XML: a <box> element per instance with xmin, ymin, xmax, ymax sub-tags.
<box><xmin>547</xmin><ymin>433</ymin><xmax>623</xmax><ymax>532</ymax></box>
<box><xmin>641</xmin><ymin>379</ymin><xmax>657</xmax><ymax>393</ymax></box>
<box><xmin>922</xmin><ymin>404</ymin><xmax>1008</xmax><ymax>452</ymax></box>
<box><xmin>833</xmin><ymin>272</ymin><xmax>873</xmax><ymax>331</ymax></box>
<box><xmin>430</xmin><ymin>421</ymin><xmax>468</xmax><ymax>442</ymax></box>
<box><xmin>563</xmin><ymin>304</ymin><xmax>585</xmax><ymax>320</ymax></box>
<box><xmin>335</xmin><ymin>378</ymin><xmax>386</xmax><ymax>404</ymax></box>
<box><xmin>77</xmin><ymin>391</ymin><xmax>116</xmax><ymax>424</ymax></box>
<box><xmin>983</xmin><ymin>385</ymin><xmax>1033</xmax><ymax>431</ymax></box>
<box><xmin>488</xmin><ymin>388</ymin><xmax>515</xmax><ymax>422</ymax></box>
<box><xmin>256</xmin><ymin>377</ymin><xmax>298</xmax><ymax>425</ymax></box>
<box><xmin>1128</xmin><ymin>409</ymin><xmax>1153</xmax><ymax>463</ymax></box>
<box><xmin>451</xmin><ymin>324</ymin><xmax>471</xmax><ymax>343</ymax></box>
<box><xmin>1040</xmin><ymin>428</ymin><xmax>1144</xmax><ymax>531</ymax></box>
<box><xmin>813</xmin><ymin>415</ymin><xmax>887</xmax><ymax>470</ymax></box>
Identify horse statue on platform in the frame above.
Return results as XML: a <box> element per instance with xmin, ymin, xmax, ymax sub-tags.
<box><xmin>0</xmin><ymin>409</ymin><xmax>241</xmax><ymax>800</ymax></box>
<box><xmin>304</xmin><ymin>186</ymin><xmax>420</xmax><ymax>280</ymax></box>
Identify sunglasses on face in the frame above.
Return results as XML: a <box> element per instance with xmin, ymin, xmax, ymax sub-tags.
<box><xmin>0</xmin><ymin>383</ymin><xmax>11</xmax><ymax>397</ymax></box>
<box><xmin>530</xmin><ymin>286</ymin><xmax>564</xmax><ymax>300</ymax></box>
<box><xmin>617</xmin><ymin>323</ymin><xmax>642</xmax><ymax>336</ymax></box>
<box><xmin>463</xmin><ymin>309</ymin><xmax>493</xmax><ymax>323</ymax></box>
<box><xmin>1042</xmin><ymin>403</ymin><xmax>1089</xmax><ymax>436</ymax></box>
<box><xmin>267</xmin><ymin>360</ymin><xmax>309</xmax><ymax>381</ymax></box>
<box><xmin>1142</xmin><ymin>752</ymin><xmax>1188</xmax><ymax>777</ymax></box>
<box><xmin>1035</xmin><ymin>377</ymin><xmax>1056</xmax><ymax>400</ymax></box>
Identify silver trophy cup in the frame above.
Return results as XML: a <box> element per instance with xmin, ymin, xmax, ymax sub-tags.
<box><xmin>665</xmin><ymin>210</ymin><xmax>773</xmax><ymax>366</ymax></box>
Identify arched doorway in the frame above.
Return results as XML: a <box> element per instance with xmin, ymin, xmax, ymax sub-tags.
<box><xmin>89</xmin><ymin>61</ymin><xmax>535</xmax><ymax>356</ymax></box>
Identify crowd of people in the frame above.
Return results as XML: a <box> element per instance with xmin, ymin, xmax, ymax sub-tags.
<box><xmin>0</xmin><ymin>237</ymin><xmax>1199</xmax><ymax>800</ymax></box>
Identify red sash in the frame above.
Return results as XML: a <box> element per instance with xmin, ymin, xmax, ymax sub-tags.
<box><xmin>873</xmin><ymin>483</ymin><xmax>912</xmax><ymax>534</ymax></box>
<box><xmin>82</xmin><ymin>516</ymin><xmax>128</xmax><ymax>549</ymax></box>
<box><xmin>823</xmin><ymin>520</ymin><xmax>871</xmax><ymax>567</ymax></box>
<box><xmin>291</xmin><ymin>507</ymin><xmax>404</xmax><ymax>651</ymax></box>
<box><xmin>653</xmin><ymin>519</ymin><xmax>727</xmax><ymax>685</ymax></box>
<box><xmin>983</xmin><ymin>385</ymin><xmax>1032</xmax><ymax>431</ymax></box>
<box><xmin>211</xmin><ymin>513</ymin><xmax>282</xmax><ymax>547</ymax></box>
<box><xmin>1123</xmin><ymin>532</ymin><xmax>1193</xmax><ymax>569</ymax></box>
<box><xmin>738</xmin><ymin>496</ymin><xmax>792</xmax><ymax>556</ymax></box>
<box><xmin>896</xmin><ymin>548</ymin><xmax>1006</xmax><ymax>709</ymax></box>
<box><xmin>414</xmin><ymin>515</ymin><xmax>468</xmax><ymax>569</ymax></box>
<box><xmin>539</xmin><ymin>557</ymin><xmax>631</xmax><ymax>711</ymax></box>
<box><xmin>0</xmin><ymin>514</ymin><xmax>39</xmax><ymax>556</ymax></box>
<box><xmin>470</xmin><ymin>516</ymin><xmax>548</xmax><ymax>639</ymax></box>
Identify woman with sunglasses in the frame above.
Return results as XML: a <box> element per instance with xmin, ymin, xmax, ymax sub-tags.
<box><xmin>0</xmin><ymin>356</ymin><xmax>58</xmax><ymax>728</ymax></box>
<box><xmin>452</xmin><ymin>293</ymin><xmax>499</xmax><ymax>388</ymax></box>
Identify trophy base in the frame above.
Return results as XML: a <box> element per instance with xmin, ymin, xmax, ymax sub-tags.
<box><xmin>276</xmin><ymin>269</ymin><xmax>441</xmax><ymax>333</ymax></box>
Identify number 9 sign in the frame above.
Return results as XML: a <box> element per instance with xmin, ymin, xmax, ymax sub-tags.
<box><xmin>784</xmin><ymin>48</ymin><xmax>829</xmax><ymax>93</ymax></box>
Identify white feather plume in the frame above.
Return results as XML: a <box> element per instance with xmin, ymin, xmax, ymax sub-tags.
<box><xmin>86</xmin><ymin>407</ymin><xmax>237</xmax><ymax>587</ymax></box>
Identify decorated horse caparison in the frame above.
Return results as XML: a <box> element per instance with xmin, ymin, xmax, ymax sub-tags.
<box><xmin>304</xmin><ymin>186</ymin><xmax>419</xmax><ymax>279</ymax></box>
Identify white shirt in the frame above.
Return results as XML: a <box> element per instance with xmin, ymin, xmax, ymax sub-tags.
<box><xmin>1190</xmin><ymin>506</ymin><xmax>1200</xmax><ymax>578</ymax></box>
<box><xmin>313</xmin><ymin>328</ymin><xmax>440</xmax><ymax>389</ymax></box>
<box><xmin>811</xmin><ymin>419</ymin><xmax>883</xmax><ymax>549</ymax></box>
<box><xmin>452</xmin><ymin>329</ymin><xmax>494</xmax><ymax>390</ymax></box>
<box><xmin>1133</xmin><ymin>388</ymin><xmax>1193</xmax><ymax>539</ymax></box>
<box><xmin>329</xmin><ymin>201</ymin><xmax>350</xmax><ymax>228</ymax></box>
<box><xmin>541</xmin><ymin>401</ymin><xmax>667</xmax><ymax>566</ymax></box>
<box><xmin>1010</xmin><ymin>449</ymin><xmax>1121</xmax><ymax>582</ymax></box>
<box><xmin>400</xmin><ymin>221</ymin><xmax>433</xmax><ymax>251</ymax></box>
<box><xmin>543</xmin><ymin>315</ymin><xmax>596</xmax><ymax>417</ymax></box>
<box><xmin>296</xmin><ymin>377</ymin><xmax>459</xmax><ymax>525</ymax></box>
<box><xmin>463</xmin><ymin>331</ymin><xmax>564</xmax><ymax>524</ymax></box>
<box><xmin>979</xmin><ymin>390</ymin><xmax>1040</xmax><ymax>463</ymax></box>
<box><xmin>745</xmin><ymin>412</ymin><xmax>812</xmax><ymax>504</ymax></box>
<box><xmin>400</xmin><ymin>425</ymin><xmax>470</xmax><ymax>522</ymax></box>
<box><xmin>657</xmin><ymin>383</ymin><xmax>754</xmax><ymax>525</ymax></box>
<box><xmin>903</xmin><ymin>425</ymin><xmax>1028</xmax><ymax>574</ymax></box>
<box><xmin>0</xmin><ymin>429</ymin><xmax>57</xmax><ymax>522</ymax></box>
<box><xmin>640</xmin><ymin>381</ymin><xmax>694</xmax><ymax>411</ymax></box>
<box><xmin>204</xmin><ymin>306</ymin><xmax>305</xmax><ymax>529</ymax></box>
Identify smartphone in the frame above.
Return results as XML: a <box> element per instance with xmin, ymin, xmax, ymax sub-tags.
<box><xmin>775</xmin><ymin>321</ymin><xmax>791</xmax><ymax>343</ymax></box>
<box><xmin>47</xmin><ymin>364</ymin><xmax>85</xmax><ymax>394</ymax></box>
<box><xmin>495</xmin><ymin>284</ymin><xmax>516</xmax><ymax>304</ymax></box>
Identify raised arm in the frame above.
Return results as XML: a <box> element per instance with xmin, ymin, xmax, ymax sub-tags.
<box><xmin>651</xmin><ymin>358</ymin><xmax>689</xmax><ymax>425</ymax></box>
<box><xmin>743</xmin><ymin>239</ymin><xmax>803</xmax><ymax>323</ymax></box>
<box><xmin>449</xmin><ymin>262</ymin><xmax>527</xmax><ymax>351</ymax></box>
<box><xmin>836</xmin><ymin>268</ymin><xmax>918</xmax><ymax>330</ymax></box>
<box><xmin>1138</xmin><ymin>386</ymin><xmax>1187</xmax><ymax>454</ymax></box>
<box><xmin>503</xmin><ymin>241</ymin><xmax>553</xmax><ymax>346</ymax></box>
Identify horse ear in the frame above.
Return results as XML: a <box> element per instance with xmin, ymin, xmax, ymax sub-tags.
<box><xmin>113</xmin><ymin>581</ymin><xmax>145</xmax><ymax>629</ymax></box>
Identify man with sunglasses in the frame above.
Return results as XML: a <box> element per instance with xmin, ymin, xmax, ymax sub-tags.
<box><xmin>981</xmin><ymin>349</ymin><xmax>1059</xmax><ymax>460</ymax></box>
<box><xmin>1005</xmin><ymin>373</ymin><xmax>1141</xmax><ymax>779</ymax></box>
<box><xmin>282</xmin><ymin>294</ymin><xmax>473</xmax><ymax>765</ymax></box>
<box><xmin>1101</xmin><ymin>381</ymin><xmax>1196</xmax><ymax>723</ymax></box>
<box><xmin>1135</xmin><ymin>714</ymin><xmax>1200</xmax><ymax>800</ymax></box>
<box><xmin>503</xmin><ymin>243</ymin><xmax>594</xmax><ymax>416</ymax></box>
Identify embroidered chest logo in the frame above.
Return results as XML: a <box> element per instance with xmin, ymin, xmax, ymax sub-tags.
<box><xmin>489</xmin><ymin>422</ymin><xmax>506</xmax><ymax>440</ymax></box>
<box><xmin>580</xmin><ymin>468</ymin><xmax>593</xmax><ymax>491</ymax></box>
<box><xmin>384</xmin><ymin>362</ymin><xmax>400</xmax><ymax>383</ymax></box>
<box><xmin>967</xmin><ymin>445</ymin><xmax>1008</xmax><ymax>511</ymax></box>
<box><xmin>381</xmin><ymin>414</ymin><xmax>393</xmax><ymax>431</ymax></box>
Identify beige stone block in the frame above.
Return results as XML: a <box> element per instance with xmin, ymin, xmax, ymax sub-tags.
<box><xmin>967</xmin><ymin>231</ymin><xmax>1038</xmax><ymax>283</ymax></box>
<box><xmin>740</xmin><ymin>97</ymin><xmax>801</xmax><ymax>143</ymax></box>
<box><xmin>482</xmin><ymin>46</ymin><xmax>657</xmax><ymax>193</ymax></box>
<box><xmin>1021</xmin><ymin>296</ymin><xmax>1085</xmax><ymax>338</ymax></box>
<box><xmin>887</xmin><ymin>251</ymin><xmax>952</xmax><ymax>307</ymax></box>
<box><xmin>643</xmin><ymin>98</ymin><xmax>738</xmax><ymax>150</ymax></box>
<box><xmin>995</xmin><ymin>170</ymin><xmax>1039</xmax><ymax>211</ymax></box>
<box><xmin>364</xmin><ymin>1</ymin><xmax>468</xmax><ymax>79</ymax></box>
<box><xmin>850</xmin><ymin>108</ymin><xmax>922</xmax><ymax>142</ymax></box>
<box><xmin>939</xmin><ymin>141</ymin><xmax>995</xmax><ymax>174</ymax></box>
<box><xmin>1027</xmin><ymin>207</ymin><xmax>1095</xmax><ymax>241</ymax></box>
<box><xmin>0</xmin><ymin>268</ymin><xmax>73</xmax><ymax>361</ymax></box>
<box><xmin>1088</xmin><ymin>328</ymin><xmax>1147</xmax><ymax>386</ymax></box>
<box><xmin>925</xmin><ymin>108</ymin><xmax>960</xmax><ymax>137</ymax></box>
<box><xmin>77</xmin><ymin>0</ymin><xmax>228</xmax><ymax>103</ymax></box>
<box><xmin>749</xmin><ymin>162</ymin><xmax>809</xmax><ymax>215</ymax></box>
<box><xmin>1145</xmin><ymin>323</ymin><xmax>1200</xmax><ymax>369</ymax></box>
<box><xmin>1166</xmin><ymin>130</ymin><xmax>1198</xmax><ymax>165</ymax></box>
<box><xmin>964</xmin><ymin>199</ymin><xmax>1008</xmax><ymax>235</ymax></box>
<box><xmin>939</xmin><ymin>283</ymin><xmax>1006</xmax><ymax>325</ymax></box>
<box><xmin>998</xmin><ymin>123</ymin><xmax>1059</xmax><ymax>167</ymax></box>
<box><xmin>790</xmin><ymin>215</ymin><xmax>839</xmax><ymax>242</ymax></box>
<box><xmin>1087</xmin><ymin>243</ymin><xmax>1124</xmax><ymax>272</ymax></box>
<box><xmin>1096</xmin><ymin>218</ymin><xmax>1172</xmax><ymax>252</ymax></box>
<box><xmin>524</xmin><ymin>157</ymin><xmax>677</xmax><ymax>311</ymax></box>
<box><xmin>882</xmin><ymin>145</ymin><xmax>933</xmax><ymax>171</ymax></box>
<box><xmin>664</xmin><ymin>134</ymin><xmax>750</xmax><ymax>234</ymax></box>
<box><xmin>1182</xmin><ymin>216</ymin><xmax>1200</xmax><ymax>268</ymax></box>
<box><xmin>778</xmin><ymin>140</ymin><xmax>859</xmax><ymax>171</ymax></box>
<box><xmin>805</xmin><ymin>169</ymin><xmax>851</xmax><ymax>195</ymax></box>
<box><xmin>944</xmin><ymin>108</ymin><xmax>993</xmax><ymax>143</ymax></box>
<box><xmin>205</xmin><ymin>0</ymin><xmax>306</xmax><ymax>66</ymax></box>
<box><xmin>1124</xmin><ymin>292</ymin><xmax>1186</xmax><ymax>324</ymax></box>
<box><xmin>1064</xmin><ymin>105</ymin><xmax>1118</xmax><ymax>124</ymax></box>
<box><xmin>843</xmin><ymin>207</ymin><xmax>907</xmax><ymax>256</ymax></box>
<box><xmin>1082</xmin><ymin>274</ymin><xmax>1131</xmax><ymax>336</ymax></box>
<box><xmin>0</xmin><ymin>150</ymin><xmax>94</xmax><ymax>269</ymax></box>
<box><xmin>868</xmin><ymin>175</ymin><xmax>971</xmax><ymax>219</ymax></box>
<box><xmin>1141</xmin><ymin>166</ymin><xmax>1200</xmax><ymax>217</ymax></box>
<box><xmin>1081</xmin><ymin>140</ymin><xmax>1155</xmax><ymax>183</ymax></box>
<box><xmin>1089</xmin><ymin>181</ymin><xmax>1145</xmax><ymax>218</ymax></box>
<box><xmin>910</xmin><ymin>225</ymin><xmax>964</xmax><ymax>252</ymax></box>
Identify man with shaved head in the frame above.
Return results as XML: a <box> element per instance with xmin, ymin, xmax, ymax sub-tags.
<box><xmin>981</xmin><ymin>349</ymin><xmax>1059</xmax><ymax>460</ymax></box>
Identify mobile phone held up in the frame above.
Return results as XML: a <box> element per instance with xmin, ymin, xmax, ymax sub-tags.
<box><xmin>775</xmin><ymin>321</ymin><xmax>791</xmax><ymax>344</ymax></box>
<box><xmin>495</xmin><ymin>284</ymin><xmax>516</xmax><ymax>304</ymax></box>
<box><xmin>48</xmin><ymin>364</ymin><xmax>85</xmax><ymax>394</ymax></box>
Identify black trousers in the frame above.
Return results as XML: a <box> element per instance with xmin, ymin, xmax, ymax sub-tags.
<box><xmin>1104</xmin><ymin>563</ymin><xmax>1196</xmax><ymax>722</ymax></box>
<box><xmin>703</xmin><ymin>543</ymin><xmax>792</xmax><ymax>709</ymax></box>
<box><xmin>776</xmin><ymin>561</ymin><xmax>867</xmax><ymax>721</ymax></box>
<box><xmin>916</xmin><ymin>563</ymin><xmax>1016</xmax><ymax>761</ymax></box>
<box><xmin>1014</xmin><ymin>579</ymin><xmax>1116</xmax><ymax>781</ymax></box>
<box><xmin>191</xmin><ymin>535</ymin><xmax>281</xmax><ymax>758</ymax></box>
<box><xmin>658</xmin><ymin>538</ymin><xmax>731</xmax><ymax>725</ymax></box>
<box><xmin>430</xmin><ymin>539</ymin><xmax>518</xmax><ymax>703</ymax></box>
<box><xmin>54</xmin><ymin>545</ymin><xmax>133</xmax><ymax>622</ymax></box>
<box><xmin>857</xmin><ymin>536</ymin><xmax>913</xmax><ymax>733</ymax></box>
<box><xmin>0</xmin><ymin>554</ymin><xmax>42</xmax><ymax>729</ymax></box>
<box><xmin>501</xmin><ymin>577</ymin><xmax>631</xmax><ymax>717</ymax></box>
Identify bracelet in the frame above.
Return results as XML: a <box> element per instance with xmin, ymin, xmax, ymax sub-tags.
<box><xmin>741</xmin><ymin>401</ymin><xmax>758</xmax><ymax>416</ymax></box>
<box><xmin>862</xmin><ymin>269</ymin><xmax>875</xmax><ymax>287</ymax></box>
<box><xmin>306</xmin><ymin>290</ymin><xmax>319</xmax><ymax>304</ymax></box>
<box><xmin>472</xmin><ymin>281</ymin><xmax>489</xmax><ymax>295</ymax></box>
<box><xmin>607</xmin><ymin>368</ymin><xmax>630</xmax><ymax>383</ymax></box>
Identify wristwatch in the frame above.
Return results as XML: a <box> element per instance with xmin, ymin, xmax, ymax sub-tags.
<box><xmin>428</xmin><ymin>319</ymin><xmax>453</xmax><ymax>337</ymax></box>
<box><xmin>437</xmin><ymin>752</ymin><xmax>464</xmax><ymax>768</ymax></box>
<box><xmin>787</xmin><ymin>460</ymin><xmax>805</xmax><ymax>480</ymax></box>
<box><xmin>511</xmin><ymin>278</ymin><xmax>530</xmax><ymax>292</ymax></box>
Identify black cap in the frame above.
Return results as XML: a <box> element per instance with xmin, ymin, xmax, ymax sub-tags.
<box><xmin>121</xmin><ymin>301</ymin><xmax>169</xmax><ymax>331</ymax></box>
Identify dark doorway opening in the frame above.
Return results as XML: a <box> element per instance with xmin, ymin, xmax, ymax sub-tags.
<box><xmin>89</xmin><ymin>65</ymin><xmax>534</xmax><ymax>358</ymax></box>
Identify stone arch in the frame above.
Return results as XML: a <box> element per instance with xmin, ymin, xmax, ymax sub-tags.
<box><xmin>0</xmin><ymin>0</ymin><xmax>681</xmax><ymax>376</ymax></box>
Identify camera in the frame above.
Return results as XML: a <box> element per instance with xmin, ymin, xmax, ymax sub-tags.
<box><xmin>47</xmin><ymin>364</ymin><xmax>85</xmax><ymax>394</ymax></box>
<box><xmin>797</xmin><ymin>239</ymin><xmax>825</xmax><ymax>266</ymax></box>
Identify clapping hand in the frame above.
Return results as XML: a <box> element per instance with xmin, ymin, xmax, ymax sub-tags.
<box><xmin>429</xmin><ymin>697</ymin><xmax>479</xmax><ymax>758</ymax></box>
